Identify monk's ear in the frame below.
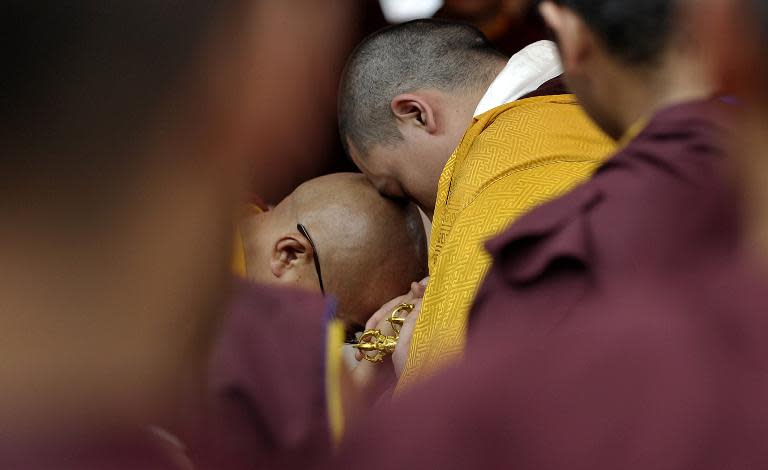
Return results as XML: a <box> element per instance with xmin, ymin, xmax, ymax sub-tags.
<box><xmin>539</xmin><ymin>1</ymin><xmax>593</xmax><ymax>76</ymax></box>
<box><xmin>391</xmin><ymin>93</ymin><xmax>438</xmax><ymax>135</ymax></box>
<box><xmin>270</xmin><ymin>233</ymin><xmax>313</xmax><ymax>280</ymax></box>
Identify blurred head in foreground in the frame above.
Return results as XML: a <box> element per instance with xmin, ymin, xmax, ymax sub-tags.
<box><xmin>240</xmin><ymin>173</ymin><xmax>428</xmax><ymax>334</ymax></box>
<box><xmin>0</xmin><ymin>0</ymin><xmax>353</xmax><ymax>437</ymax></box>
<box><xmin>539</xmin><ymin>0</ymin><xmax>712</xmax><ymax>139</ymax></box>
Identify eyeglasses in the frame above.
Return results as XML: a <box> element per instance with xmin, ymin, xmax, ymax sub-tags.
<box><xmin>298</xmin><ymin>223</ymin><xmax>364</xmax><ymax>343</ymax></box>
<box><xmin>297</xmin><ymin>223</ymin><xmax>325</xmax><ymax>294</ymax></box>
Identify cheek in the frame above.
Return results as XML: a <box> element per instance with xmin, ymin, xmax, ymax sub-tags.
<box><xmin>390</xmin><ymin>151</ymin><xmax>440</xmax><ymax>207</ymax></box>
<box><xmin>398</xmin><ymin>174</ymin><xmax>431</xmax><ymax>211</ymax></box>
<box><xmin>394</xmin><ymin>168</ymin><xmax>419</xmax><ymax>196</ymax></box>
<box><xmin>294</xmin><ymin>273</ymin><xmax>323</xmax><ymax>296</ymax></box>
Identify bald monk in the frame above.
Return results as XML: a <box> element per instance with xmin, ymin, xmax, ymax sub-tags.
<box><xmin>339</xmin><ymin>19</ymin><xmax>614</xmax><ymax>387</ymax></box>
<box><xmin>235</xmin><ymin>173</ymin><xmax>428</xmax><ymax>336</ymax></box>
<box><xmin>201</xmin><ymin>171</ymin><xmax>431</xmax><ymax>468</ymax></box>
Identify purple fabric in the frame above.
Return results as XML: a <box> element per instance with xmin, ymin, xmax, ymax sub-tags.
<box><xmin>333</xmin><ymin>258</ymin><xmax>768</xmax><ymax>469</ymax></box>
<box><xmin>468</xmin><ymin>99</ymin><xmax>740</xmax><ymax>352</ymax></box>
<box><xmin>192</xmin><ymin>280</ymin><xmax>333</xmax><ymax>470</ymax></box>
<box><xmin>0</xmin><ymin>281</ymin><xmax>334</xmax><ymax>470</ymax></box>
<box><xmin>519</xmin><ymin>75</ymin><xmax>569</xmax><ymax>100</ymax></box>
<box><xmin>0</xmin><ymin>429</ymin><xmax>182</xmax><ymax>470</ymax></box>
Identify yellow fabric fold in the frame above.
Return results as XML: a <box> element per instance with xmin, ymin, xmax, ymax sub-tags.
<box><xmin>325</xmin><ymin>319</ymin><xmax>346</xmax><ymax>445</ymax></box>
<box><xmin>397</xmin><ymin>94</ymin><xmax>616</xmax><ymax>391</ymax></box>
<box><xmin>232</xmin><ymin>230</ymin><xmax>248</xmax><ymax>278</ymax></box>
<box><xmin>232</xmin><ymin>203</ymin><xmax>264</xmax><ymax>278</ymax></box>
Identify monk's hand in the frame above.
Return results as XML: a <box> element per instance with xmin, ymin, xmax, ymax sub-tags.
<box><xmin>352</xmin><ymin>298</ymin><xmax>420</xmax><ymax>376</ymax></box>
<box><xmin>363</xmin><ymin>277</ymin><xmax>428</xmax><ymax>331</ymax></box>
<box><xmin>409</xmin><ymin>276</ymin><xmax>429</xmax><ymax>299</ymax></box>
<box><xmin>355</xmin><ymin>279</ymin><xmax>429</xmax><ymax>362</ymax></box>
<box><xmin>348</xmin><ymin>348</ymin><xmax>393</xmax><ymax>392</ymax></box>
<box><xmin>392</xmin><ymin>297</ymin><xmax>421</xmax><ymax>377</ymax></box>
<box><xmin>354</xmin><ymin>294</ymin><xmax>404</xmax><ymax>362</ymax></box>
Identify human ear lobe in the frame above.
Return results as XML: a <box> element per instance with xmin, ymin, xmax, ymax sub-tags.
<box><xmin>270</xmin><ymin>234</ymin><xmax>312</xmax><ymax>279</ymax></box>
<box><xmin>539</xmin><ymin>1</ymin><xmax>592</xmax><ymax>76</ymax></box>
<box><xmin>391</xmin><ymin>94</ymin><xmax>438</xmax><ymax>134</ymax></box>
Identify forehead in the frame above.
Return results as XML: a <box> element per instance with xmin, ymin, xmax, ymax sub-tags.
<box><xmin>347</xmin><ymin>140</ymin><xmax>402</xmax><ymax>191</ymax></box>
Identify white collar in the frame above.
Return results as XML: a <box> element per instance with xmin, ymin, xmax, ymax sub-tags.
<box><xmin>473</xmin><ymin>40</ymin><xmax>563</xmax><ymax>118</ymax></box>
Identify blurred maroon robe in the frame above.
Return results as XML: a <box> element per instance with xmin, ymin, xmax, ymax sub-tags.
<box><xmin>189</xmin><ymin>280</ymin><xmax>333</xmax><ymax>470</ymax></box>
<box><xmin>1</xmin><ymin>281</ymin><xmax>334</xmax><ymax>470</ymax></box>
<box><xmin>332</xmin><ymin>254</ymin><xmax>768</xmax><ymax>468</ymax></box>
<box><xmin>468</xmin><ymin>98</ymin><xmax>739</xmax><ymax>354</ymax></box>
<box><xmin>0</xmin><ymin>424</ymin><xmax>189</xmax><ymax>470</ymax></box>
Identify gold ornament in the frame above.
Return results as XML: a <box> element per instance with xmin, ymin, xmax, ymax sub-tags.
<box><xmin>353</xmin><ymin>303</ymin><xmax>414</xmax><ymax>363</ymax></box>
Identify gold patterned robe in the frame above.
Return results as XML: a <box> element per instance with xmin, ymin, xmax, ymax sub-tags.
<box><xmin>398</xmin><ymin>94</ymin><xmax>615</xmax><ymax>390</ymax></box>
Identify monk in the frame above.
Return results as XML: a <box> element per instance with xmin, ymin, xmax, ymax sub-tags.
<box><xmin>338</xmin><ymin>19</ymin><xmax>614</xmax><ymax>387</ymax></box>
<box><xmin>0</xmin><ymin>0</ymin><xmax>358</xmax><ymax>469</ymax></box>
<box><xmin>194</xmin><ymin>173</ymin><xmax>427</xmax><ymax>469</ymax></box>
<box><xmin>234</xmin><ymin>173</ymin><xmax>428</xmax><ymax>336</ymax></box>
<box><xmin>467</xmin><ymin>0</ymin><xmax>739</xmax><ymax>354</ymax></box>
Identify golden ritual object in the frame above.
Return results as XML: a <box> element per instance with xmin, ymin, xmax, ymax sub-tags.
<box><xmin>353</xmin><ymin>329</ymin><xmax>398</xmax><ymax>363</ymax></box>
<box><xmin>353</xmin><ymin>303</ymin><xmax>415</xmax><ymax>363</ymax></box>
<box><xmin>386</xmin><ymin>302</ymin><xmax>414</xmax><ymax>334</ymax></box>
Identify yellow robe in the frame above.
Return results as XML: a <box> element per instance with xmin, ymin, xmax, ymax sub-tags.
<box><xmin>398</xmin><ymin>94</ymin><xmax>615</xmax><ymax>390</ymax></box>
<box><xmin>232</xmin><ymin>203</ymin><xmax>265</xmax><ymax>278</ymax></box>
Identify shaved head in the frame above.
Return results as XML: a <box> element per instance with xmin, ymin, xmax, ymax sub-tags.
<box><xmin>550</xmin><ymin>0</ymin><xmax>678</xmax><ymax>65</ymax></box>
<box><xmin>338</xmin><ymin>19</ymin><xmax>505</xmax><ymax>156</ymax></box>
<box><xmin>242</xmin><ymin>173</ymin><xmax>428</xmax><ymax>330</ymax></box>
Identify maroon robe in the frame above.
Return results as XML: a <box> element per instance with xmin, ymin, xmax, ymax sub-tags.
<box><xmin>0</xmin><ymin>429</ymin><xmax>183</xmax><ymax>470</ymax></box>
<box><xmin>0</xmin><ymin>281</ymin><xmax>334</xmax><ymax>470</ymax></box>
<box><xmin>468</xmin><ymin>98</ymin><xmax>739</xmax><ymax>355</ymax></box>
<box><xmin>190</xmin><ymin>280</ymin><xmax>333</xmax><ymax>470</ymax></box>
<box><xmin>332</xmin><ymin>255</ymin><xmax>768</xmax><ymax>468</ymax></box>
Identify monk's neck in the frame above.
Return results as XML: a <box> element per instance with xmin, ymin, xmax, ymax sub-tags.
<box><xmin>607</xmin><ymin>50</ymin><xmax>714</xmax><ymax>138</ymax></box>
<box><xmin>467</xmin><ymin>59</ymin><xmax>508</xmax><ymax>112</ymax></box>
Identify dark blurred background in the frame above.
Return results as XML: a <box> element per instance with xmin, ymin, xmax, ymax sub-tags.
<box><xmin>257</xmin><ymin>0</ymin><xmax>544</xmax><ymax>203</ymax></box>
